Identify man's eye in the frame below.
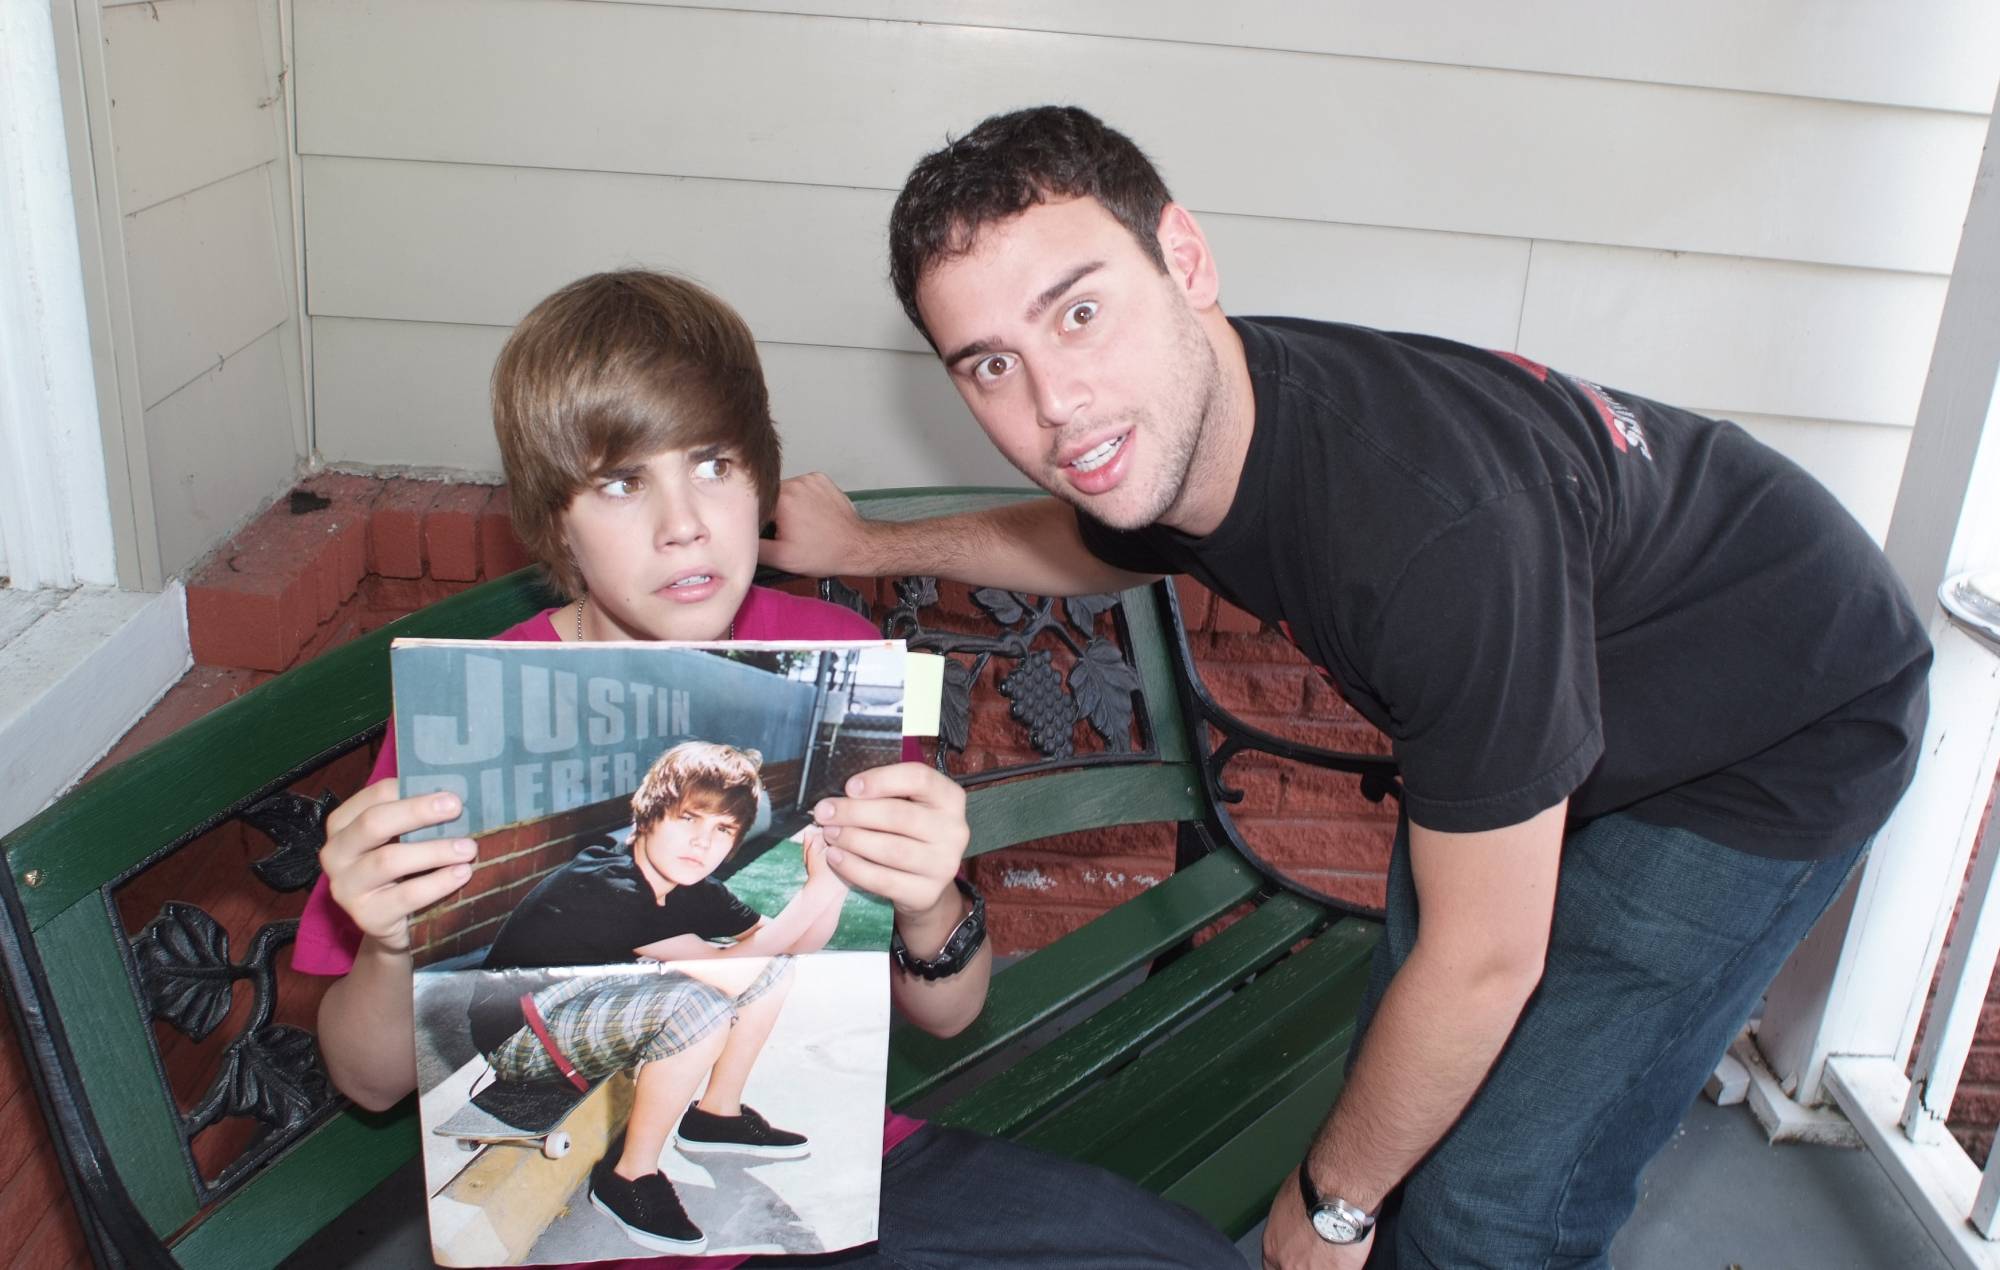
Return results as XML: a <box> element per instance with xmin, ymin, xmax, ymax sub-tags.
<box><xmin>693</xmin><ymin>456</ymin><xmax>733</xmax><ymax>481</ymax></box>
<box><xmin>601</xmin><ymin>477</ymin><xmax>639</xmax><ymax>497</ymax></box>
<box><xmin>972</xmin><ymin>354</ymin><xmax>1016</xmax><ymax>385</ymax></box>
<box><xmin>1061</xmin><ymin>300</ymin><xmax>1099</xmax><ymax>331</ymax></box>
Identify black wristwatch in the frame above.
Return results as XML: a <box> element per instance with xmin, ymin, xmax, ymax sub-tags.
<box><xmin>1298</xmin><ymin>1167</ymin><xmax>1375</xmax><ymax>1245</ymax></box>
<box><xmin>890</xmin><ymin>878</ymin><xmax>986</xmax><ymax>980</ymax></box>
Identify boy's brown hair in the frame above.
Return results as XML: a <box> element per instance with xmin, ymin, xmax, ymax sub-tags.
<box><xmin>492</xmin><ymin>270</ymin><xmax>783</xmax><ymax>597</ymax></box>
<box><xmin>630</xmin><ymin>741</ymin><xmax>765</xmax><ymax>852</ymax></box>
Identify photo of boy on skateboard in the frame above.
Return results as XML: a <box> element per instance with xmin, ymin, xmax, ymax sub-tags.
<box><xmin>465</xmin><ymin>739</ymin><xmax>850</xmax><ymax>1252</ymax></box>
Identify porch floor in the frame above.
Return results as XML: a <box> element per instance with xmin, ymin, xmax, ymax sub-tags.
<box><xmin>283</xmin><ymin>1095</ymin><xmax>1953</xmax><ymax>1268</ymax></box>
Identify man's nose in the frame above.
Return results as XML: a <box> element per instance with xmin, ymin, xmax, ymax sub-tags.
<box><xmin>1029</xmin><ymin>361</ymin><xmax>1090</xmax><ymax>428</ymax></box>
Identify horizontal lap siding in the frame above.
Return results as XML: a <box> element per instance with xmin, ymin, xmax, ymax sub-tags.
<box><xmin>295</xmin><ymin>0</ymin><xmax>1993</xmax><ymax>533</ymax></box>
<box><xmin>100</xmin><ymin>0</ymin><xmax>305</xmax><ymax>579</ymax></box>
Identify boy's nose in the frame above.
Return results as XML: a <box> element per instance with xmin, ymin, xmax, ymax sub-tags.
<box><xmin>652</xmin><ymin>482</ymin><xmax>707</xmax><ymax>547</ymax></box>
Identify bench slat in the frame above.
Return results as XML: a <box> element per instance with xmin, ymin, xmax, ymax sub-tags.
<box><xmin>1017</xmin><ymin>919</ymin><xmax>1377</xmax><ymax>1167</ymax></box>
<box><xmin>39</xmin><ymin>895</ymin><xmax>200</xmax><ymax>1236</ymax></box>
<box><xmin>1160</xmin><ymin>1049</ymin><xmax>1351</xmax><ymax>1237</ymax></box>
<box><xmin>887</xmin><ymin>849</ymin><xmax>1260</xmax><ymax>1107</ymax></box>
<box><xmin>938</xmin><ymin>892</ymin><xmax>1323</xmax><ymax>1136</ymax></box>
<box><xmin>5</xmin><ymin>572</ymin><xmax>554</xmax><ymax>929</ymax></box>
<box><xmin>964</xmin><ymin>764</ymin><xmax>1204</xmax><ymax>857</ymax></box>
<box><xmin>1117</xmin><ymin>582</ymin><xmax>1194</xmax><ymax>767</ymax></box>
<box><xmin>170</xmin><ymin>1111</ymin><xmax>418</xmax><ymax>1270</ymax></box>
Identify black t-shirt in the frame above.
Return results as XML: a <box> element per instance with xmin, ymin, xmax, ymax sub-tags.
<box><xmin>467</xmin><ymin>839</ymin><xmax>761</xmax><ymax>1053</ymax></box>
<box><xmin>1081</xmin><ymin>317</ymin><xmax>1930</xmax><ymax>859</ymax></box>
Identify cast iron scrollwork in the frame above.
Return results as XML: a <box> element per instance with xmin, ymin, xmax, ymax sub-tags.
<box><xmin>828</xmin><ymin>575</ymin><xmax>1151</xmax><ymax>771</ymax></box>
<box><xmin>133</xmin><ymin>902</ymin><xmax>336</xmax><ymax>1192</ymax></box>
<box><xmin>239</xmin><ymin>789</ymin><xmax>337</xmax><ymax>892</ymax></box>
<box><xmin>123</xmin><ymin>785</ymin><xmax>342</xmax><ymax>1198</ymax></box>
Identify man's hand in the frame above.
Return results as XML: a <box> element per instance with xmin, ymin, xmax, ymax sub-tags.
<box><xmin>320</xmin><ymin>778</ymin><xmax>475</xmax><ymax>952</ymax></box>
<box><xmin>811</xmin><ymin>762</ymin><xmax>969</xmax><ymax>923</ymax></box>
<box><xmin>760</xmin><ymin>472</ymin><xmax>878</xmax><ymax>579</ymax></box>
<box><xmin>1263</xmin><ymin>1171</ymin><xmax>1374</xmax><ymax>1270</ymax></box>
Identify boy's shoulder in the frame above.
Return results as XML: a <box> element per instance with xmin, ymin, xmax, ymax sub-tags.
<box><xmin>737</xmin><ymin>586</ymin><xmax>879</xmax><ymax>641</ymax></box>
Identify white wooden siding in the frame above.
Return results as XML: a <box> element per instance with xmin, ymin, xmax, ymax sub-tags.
<box><xmin>312</xmin><ymin>316</ymin><xmax>1019</xmax><ymax>488</ymax></box>
<box><xmin>652</xmin><ymin>1</ymin><xmax>2000</xmax><ymax>115</ymax></box>
<box><xmin>292</xmin><ymin>0</ymin><xmax>1996</xmax><ymax>525</ymax></box>
<box><xmin>101</xmin><ymin>0</ymin><xmax>282</xmax><ymax>214</ymax></box>
<box><xmin>143</xmin><ymin>325</ymin><xmax>302</xmax><ymax>577</ymax></box>
<box><xmin>295</xmin><ymin>3</ymin><xmax>1982</xmax><ymax>274</ymax></box>
<box><xmin>80</xmin><ymin>0</ymin><xmax>306</xmax><ymax>580</ymax></box>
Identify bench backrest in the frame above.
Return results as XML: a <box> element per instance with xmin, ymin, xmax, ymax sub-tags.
<box><xmin>3</xmin><ymin>487</ymin><xmax>1331</xmax><ymax>1267</ymax></box>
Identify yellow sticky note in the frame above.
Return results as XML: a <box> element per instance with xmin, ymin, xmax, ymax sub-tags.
<box><xmin>903</xmin><ymin>652</ymin><xmax>945</xmax><ymax>737</ymax></box>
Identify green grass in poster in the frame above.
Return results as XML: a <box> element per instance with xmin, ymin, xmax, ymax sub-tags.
<box><xmin>728</xmin><ymin>837</ymin><xmax>894</xmax><ymax>951</ymax></box>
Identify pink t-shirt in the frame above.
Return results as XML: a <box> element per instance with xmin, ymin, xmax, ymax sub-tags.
<box><xmin>295</xmin><ymin>586</ymin><xmax>926</xmax><ymax>1269</ymax></box>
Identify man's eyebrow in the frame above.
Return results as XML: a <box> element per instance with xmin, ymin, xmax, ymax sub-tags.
<box><xmin>940</xmin><ymin>261</ymin><xmax>1106</xmax><ymax>369</ymax></box>
<box><xmin>1026</xmin><ymin>262</ymin><xmax>1104</xmax><ymax>323</ymax></box>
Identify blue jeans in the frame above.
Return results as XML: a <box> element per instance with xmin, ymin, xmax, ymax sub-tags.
<box><xmin>1361</xmin><ymin>812</ymin><xmax>1866</xmax><ymax>1270</ymax></box>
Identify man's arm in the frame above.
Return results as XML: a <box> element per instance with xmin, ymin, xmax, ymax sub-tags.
<box><xmin>759</xmin><ymin>473</ymin><xmax>1155</xmax><ymax>597</ymax></box>
<box><xmin>1264</xmin><ymin>801</ymin><xmax>1565</xmax><ymax>1268</ymax></box>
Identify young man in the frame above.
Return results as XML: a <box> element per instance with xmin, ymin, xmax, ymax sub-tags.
<box><xmin>762</xmin><ymin>107</ymin><xmax>1934</xmax><ymax>1268</ymax></box>
<box><xmin>299</xmin><ymin>268</ymin><xmax>1241</xmax><ymax>1267</ymax></box>
<box><xmin>467</xmin><ymin>740</ymin><xmax>845</xmax><ymax>1251</ymax></box>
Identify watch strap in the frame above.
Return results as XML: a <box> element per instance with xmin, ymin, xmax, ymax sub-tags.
<box><xmin>890</xmin><ymin>877</ymin><xmax>986</xmax><ymax>980</ymax></box>
<box><xmin>1298</xmin><ymin>1167</ymin><xmax>1375</xmax><ymax>1244</ymax></box>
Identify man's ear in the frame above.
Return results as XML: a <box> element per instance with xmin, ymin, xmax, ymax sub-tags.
<box><xmin>1156</xmin><ymin>203</ymin><xmax>1221</xmax><ymax>310</ymax></box>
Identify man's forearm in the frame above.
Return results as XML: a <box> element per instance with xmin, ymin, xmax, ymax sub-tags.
<box><xmin>1305</xmin><ymin>943</ymin><xmax>1539</xmax><ymax>1211</ymax></box>
<box><xmin>859</xmin><ymin>499</ymin><xmax>1154</xmax><ymax>597</ymax></box>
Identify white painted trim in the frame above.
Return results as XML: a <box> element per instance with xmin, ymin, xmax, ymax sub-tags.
<box><xmin>0</xmin><ymin>0</ymin><xmax>118</xmax><ymax>589</ymax></box>
<box><xmin>0</xmin><ymin>582</ymin><xmax>189</xmax><ymax>837</ymax></box>
<box><xmin>1826</xmin><ymin>1056</ymin><xmax>2000</xmax><ymax>1268</ymax></box>
<box><xmin>1758</xmin><ymin>79</ymin><xmax>2000</xmax><ymax>1105</ymax></box>
<box><xmin>1730</xmin><ymin>1032</ymin><xmax>1861</xmax><ymax>1148</ymax></box>
<box><xmin>1903</xmin><ymin>743</ymin><xmax>2000</xmax><ymax>1145</ymax></box>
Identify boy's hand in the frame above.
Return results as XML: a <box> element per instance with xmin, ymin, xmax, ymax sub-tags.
<box><xmin>812</xmin><ymin>762</ymin><xmax>969</xmax><ymax>921</ymax></box>
<box><xmin>320</xmin><ymin>778</ymin><xmax>476</xmax><ymax>953</ymax></box>
<box><xmin>759</xmin><ymin>473</ymin><xmax>878</xmax><ymax>579</ymax></box>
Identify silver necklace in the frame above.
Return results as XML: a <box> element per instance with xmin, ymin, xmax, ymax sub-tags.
<box><xmin>575</xmin><ymin>599</ymin><xmax>734</xmax><ymax>640</ymax></box>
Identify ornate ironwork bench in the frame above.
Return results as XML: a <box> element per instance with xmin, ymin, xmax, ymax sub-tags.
<box><xmin>0</xmin><ymin>488</ymin><xmax>1396</xmax><ymax>1268</ymax></box>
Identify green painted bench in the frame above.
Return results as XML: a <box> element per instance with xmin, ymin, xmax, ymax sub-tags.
<box><xmin>0</xmin><ymin>488</ymin><xmax>1396</xmax><ymax>1268</ymax></box>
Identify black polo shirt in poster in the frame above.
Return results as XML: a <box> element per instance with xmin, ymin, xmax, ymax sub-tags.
<box><xmin>1079</xmin><ymin>317</ymin><xmax>1930</xmax><ymax>859</ymax></box>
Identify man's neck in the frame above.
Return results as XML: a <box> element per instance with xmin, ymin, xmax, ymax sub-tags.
<box><xmin>1159</xmin><ymin>312</ymin><xmax>1256</xmax><ymax>538</ymax></box>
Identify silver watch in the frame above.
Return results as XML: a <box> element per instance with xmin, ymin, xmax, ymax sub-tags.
<box><xmin>1298</xmin><ymin>1168</ymin><xmax>1375</xmax><ymax>1245</ymax></box>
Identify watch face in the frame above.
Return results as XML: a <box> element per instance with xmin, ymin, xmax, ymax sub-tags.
<box><xmin>1312</xmin><ymin>1209</ymin><xmax>1361</xmax><ymax>1244</ymax></box>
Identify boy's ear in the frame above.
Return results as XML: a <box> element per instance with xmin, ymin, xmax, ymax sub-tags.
<box><xmin>1155</xmin><ymin>203</ymin><xmax>1221</xmax><ymax>311</ymax></box>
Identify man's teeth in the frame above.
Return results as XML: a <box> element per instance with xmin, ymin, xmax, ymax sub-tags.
<box><xmin>1071</xmin><ymin>435</ymin><xmax>1124</xmax><ymax>473</ymax></box>
<box><xmin>668</xmin><ymin>575</ymin><xmax>712</xmax><ymax>589</ymax></box>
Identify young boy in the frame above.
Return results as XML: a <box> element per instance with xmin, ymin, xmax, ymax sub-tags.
<box><xmin>468</xmin><ymin>741</ymin><xmax>850</xmax><ymax>1250</ymax></box>
<box><xmin>295</xmin><ymin>269</ymin><xmax>1241</xmax><ymax>1267</ymax></box>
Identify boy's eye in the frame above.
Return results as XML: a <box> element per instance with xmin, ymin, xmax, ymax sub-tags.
<box><xmin>693</xmin><ymin>456</ymin><xmax>734</xmax><ymax>481</ymax></box>
<box><xmin>971</xmin><ymin>353</ymin><xmax>1017</xmax><ymax>386</ymax></box>
<box><xmin>600</xmin><ymin>476</ymin><xmax>640</xmax><ymax>497</ymax></box>
<box><xmin>1060</xmin><ymin>300</ymin><xmax>1099</xmax><ymax>331</ymax></box>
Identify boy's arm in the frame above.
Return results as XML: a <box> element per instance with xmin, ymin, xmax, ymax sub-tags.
<box><xmin>815</xmin><ymin>763</ymin><xmax>989</xmax><ymax>1037</ymax></box>
<box><xmin>760</xmin><ymin>474</ymin><xmax>1154</xmax><ymax>597</ymax></box>
<box><xmin>314</xmin><ymin>778</ymin><xmax>471</xmax><ymax>1112</ymax></box>
<box><xmin>318</xmin><ymin>937</ymin><xmax>418</xmax><ymax>1111</ymax></box>
<box><xmin>889</xmin><ymin>885</ymin><xmax>994</xmax><ymax>1037</ymax></box>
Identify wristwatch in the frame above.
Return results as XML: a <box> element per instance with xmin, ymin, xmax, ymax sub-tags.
<box><xmin>1298</xmin><ymin>1167</ymin><xmax>1375</xmax><ymax>1245</ymax></box>
<box><xmin>890</xmin><ymin>878</ymin><xmax>986</xmax><ymax>980</ymax></box>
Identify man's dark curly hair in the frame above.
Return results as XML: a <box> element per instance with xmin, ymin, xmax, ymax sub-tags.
<box><xmin>888</xmin><ymin>106</ymin><xmax>1174</xmax><ymax>349</ymax></box>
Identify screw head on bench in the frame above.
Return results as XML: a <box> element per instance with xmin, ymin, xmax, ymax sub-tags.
<box><xmin>22</xmin><ymin>870</ymin><xmax>42</xmax><ymax>888</ymax></box>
